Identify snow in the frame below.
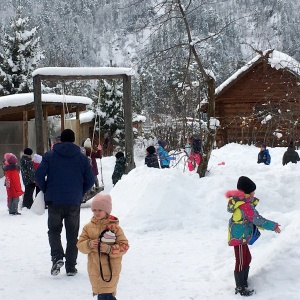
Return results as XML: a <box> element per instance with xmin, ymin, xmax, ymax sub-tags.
<box><xmin>0</xmin><ymin>143</ymin><xmax>299</xmax><ymax>300</ymax></box>
<box><xmin>0</xmin><ymin>93</ymin><xmax>92</xmax><ymax>110</ymax></box>
<box><xmin>32</xmin><ymin>67</ymin><xmax>135</xmax><ymax>77</ymax></box>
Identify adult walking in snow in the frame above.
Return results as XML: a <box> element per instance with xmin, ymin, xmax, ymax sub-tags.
<box><xmin>20</xmin><ymin>148</ymin><xmax>35</xmax><ymax>208</ymax></box>
<box><xmin>282</xmin><ymin>140</ymin><xmax>300</xmax><ymax>165</ymax></box>
<box><xmin>257</xmin><ymin>143</ymin><xmax>271</xmax><ymax>165</ymax></box>
<box><xmin>35</xmin><ymin>129</ymin><xmax>94</xmax><ymax>277</ymax></box>
<box><xmin>226</xmin><ymin>176</ymin><xmax>281</xmax><ymax>296</ymax></box>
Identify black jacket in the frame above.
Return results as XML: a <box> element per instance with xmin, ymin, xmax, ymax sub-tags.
<box><xmin>145</xmin><ymin>153</ymin><xmax>159</xmax><ymax>168</ymax></box>
<box><xmin>282</xmin><ymin>147</ymin><xmax>300</xmax><ymax>165</ymax></box>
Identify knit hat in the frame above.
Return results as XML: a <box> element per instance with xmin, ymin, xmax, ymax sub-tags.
<box><xmin>24</xmin><ymin>148</ymin><xmax>33</xmax><ymax>155</ymax></box>
<box><xmin>115</xmin><ymin>151</ymin><xmax>124</xmax><ymax>159</ymax></box>
<box><xmin>91</xmin><ymin>194</ymin><xmax>112</xmax><ymax>214</ymax></box>
<box><xmin>60</xmin><ymin>129</ymin><xmax>75</xmax><ymax>143</ymax></box>
<box><xmin>261</xmin><ymin>143</ymin><xmax>266</xmax><ymax>149</ymax></box>
<box><xmin>33</xmin><ymin>154</ymin><xmax>42</xmax><ymax>164</ymax></box>
<box><xmin>83</xmin><ymin>138</ymin><xmax>92</xmax><ymax>148</ymax></box>
<box><xmin>146</xmin><ymin>146</ymin><xmax>156</xmax><ymax>154</ymax></box>
<box><xmin>288</xmin><ymin>140</ymin><xmax>294</xmax><ymax>148</ymax></box>
<box><xmin>158</xmin><ymin>140</ymin><xmax>167</xmax><ymax>148</ymax></box>
<box><xmin>4</xmin><ymin>153</ymin><xmax>18</xmax><ymax>165</ymax></box>
<box><xmin>237</xmin><ymin>176</ymin><xmax>256</xmax><ymax>194</ymax></box>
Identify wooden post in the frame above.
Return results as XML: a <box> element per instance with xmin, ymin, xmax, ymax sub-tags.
<box><xmin>33</xmin><ymin>75</ymin><xmax>44</xmax><ymax>155</ymax></box>
<box><xmin>23</xmin><ymin>110</ymin><xmax>28</xmax><ymax>149</ymax></box>
<box><xmin>61</xmin><ymin>106</ymin><xmax>65</xmax><ymax>132</ymax></box>
<box><xmin>123</xmin><ymin>75</ymin><xmax>135</xmax><ymax>173</ymax></box>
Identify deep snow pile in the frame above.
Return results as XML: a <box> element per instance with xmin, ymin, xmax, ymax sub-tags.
<box><xmin>0</xmin><ymin>143</ymin><xmax>299</xmax><ymax>300</ymax></box>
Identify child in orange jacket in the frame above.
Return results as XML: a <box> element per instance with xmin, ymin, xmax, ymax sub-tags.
<box><xmin>3</xmin><ymin>153</ymin><xmax>24</xmax><ymax>215</ymax></box>
<box><xmin>77</xmin><ymin>194</ymin><xmax>129</xmax><ymax>299</ymax></box>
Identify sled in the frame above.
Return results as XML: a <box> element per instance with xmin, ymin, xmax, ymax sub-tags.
<box><xmin>82</xmin><ymin>186</ymin><xmax>104</xmax><ymax>203</ymax></box>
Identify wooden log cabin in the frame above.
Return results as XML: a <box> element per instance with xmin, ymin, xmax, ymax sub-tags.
<box><xmin>215</xmin><ymin>49</ymin><xmax>300</xmax><ymax>147</ymax></box>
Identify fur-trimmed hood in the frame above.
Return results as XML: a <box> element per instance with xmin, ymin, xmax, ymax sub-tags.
<box><xmin>225</xmin><ymin>189</ymin><xmax>245</xmax><ymax>199</ymax></box>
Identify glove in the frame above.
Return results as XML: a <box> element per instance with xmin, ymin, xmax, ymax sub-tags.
<box><xmin>170</xmin><ymin>156</ymin><xmax>176</xmax><ymax>161</ymax></box>
<box><xmin>97</xmin><ymin>144</ymin><xmax>102</xmax><ymax>150</ymax></box>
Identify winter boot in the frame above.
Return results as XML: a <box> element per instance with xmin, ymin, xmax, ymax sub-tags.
<box><xmin>244</xmin><ymin>266</ymin><xmax>250</xmax><ymax>288</ymax></box>
<box><xmin>234</xmin><ymin>270</ymin><xmax>254</xmax><ymax>296</ymax></box>
<box><xmin>51</xmin><ymin>257</ymin><xmax>64</xmax><ymax>276</ymax></box>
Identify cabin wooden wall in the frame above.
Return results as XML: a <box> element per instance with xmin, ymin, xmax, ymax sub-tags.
<box><xmin>215</xmin><ymin>62</ymin><xmax>300</xmax><ymax>147</ymax></box>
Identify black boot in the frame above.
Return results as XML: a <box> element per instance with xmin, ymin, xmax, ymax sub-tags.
<box><xmin>234</xmin><ymin>270</ymin><xmax>254</xmax><ymax>296</ymax></box>
<box><xmin>244</xmin><ymin>266</ymin><xmax>250</xmax><ymax>288</ymax></box>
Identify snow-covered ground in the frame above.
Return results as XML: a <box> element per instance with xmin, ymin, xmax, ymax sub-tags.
<box><xmin>0</xmin><ymin>143</ymin><xmax>299</xmax><ymax>300</ymax></box>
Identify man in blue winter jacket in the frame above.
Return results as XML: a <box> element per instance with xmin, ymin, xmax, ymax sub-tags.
<box><xmin>35</xmin><ymin>129</ymin><xmax>94</xmax><ymax>277</ymax></box>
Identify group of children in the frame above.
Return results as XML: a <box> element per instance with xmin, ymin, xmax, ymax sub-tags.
<box><xmin>3</xmin><ymin>148</ymin><xmax>42</xmax><ymax>215</ymax></box>
<box><xmin>3</xmin><ymin>137</ymin><xmax>289</xmax><ymax>299</ymax></box>
<box><xmin>145</xmin><ymin>140</ymin><xmax>175</xmax><ymax>169</ymax></box>
<box><xmin>257</xmin><ymin>141</ymin><xmax>300</xmax><ymax>166</ymax></box>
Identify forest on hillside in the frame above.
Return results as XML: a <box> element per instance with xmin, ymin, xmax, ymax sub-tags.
<box><xmin>1</xmin><ymin>0</ymin><xmax>300</xmax><ymax>152</ymax></box>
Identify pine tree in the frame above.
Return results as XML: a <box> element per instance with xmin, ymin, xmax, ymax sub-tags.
<box><xmin>0</xmin><ymin>6</ymin><xmax>44</xmax><ymax>96</ymax></box>
<box><xmin>95</xmin><ymin>79</ymin><xmax>125</xmax><ymax>150</ymax></box>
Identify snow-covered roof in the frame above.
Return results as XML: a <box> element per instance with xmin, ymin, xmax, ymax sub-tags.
<box><xmin>79</xmin><ymin>110</ymin><xmax>95</xmax><ymax>124</ymax></box>
<box><xmin>216</xmin><ymin>50</ymin><xmax>300</xmax><ymax>95</ymax></box>
<box><xmin>78</xmin><ymin>111</ymin><xmax>146</xmax><ymax>125</ymax></box>
<box><xmin>32</xmin><ymin>67</ymin><xmax>135</xmax><ymax>77</ymax></box>
<box><xmin>132</xmin><ymin>114</ymin><xmax>146</xmax><ymax>123</ymax></box>
<box><xmin>0</xmin><ymin>93</ymin><xmax>92</xmax><ymax>110</ymax></box>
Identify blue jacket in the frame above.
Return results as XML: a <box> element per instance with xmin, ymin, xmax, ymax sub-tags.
<box><xmin>35</xmin><ymin>142</ymin><xmax>94</xmax><ymax>206</ymax></box>
<box><xmin>257</xmin><ymin>149</ymin><xmax>271</xmax><ymax>165</ymax></box>
<box><xmin>157</xmin><ymin>146</ymin><xmax>172</xmax><ymax>167</ymax></box>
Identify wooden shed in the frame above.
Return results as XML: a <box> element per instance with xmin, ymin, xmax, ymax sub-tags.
<box><xmin>0</xmin><ymin>93</ymin><xmax>92</xmax><ymax>176</ymax></box>
<box><xmin>215</xmin><ymin>49</ymin><xmax>300</xmax><ymax>147</ymax></box>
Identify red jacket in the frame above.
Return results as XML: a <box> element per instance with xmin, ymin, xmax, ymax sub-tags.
<box><xmin>4</xmin><ymin>167</ymin><xmax>24</xmax><ymax>199</ymax></box>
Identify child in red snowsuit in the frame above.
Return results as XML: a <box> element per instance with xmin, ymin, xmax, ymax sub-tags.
<box><xmin>3</xmin><ymin>153</ymin><xmax>24</xmax><ymax>215</ymax></box>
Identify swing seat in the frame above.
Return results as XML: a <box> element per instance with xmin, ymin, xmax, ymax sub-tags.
<box><xmin>81</xmin><ymin>186</ymin><xmax>104</xmax><ymax>203</ymax></box>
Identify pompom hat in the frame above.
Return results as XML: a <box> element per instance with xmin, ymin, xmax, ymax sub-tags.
<box><xmin>83</xmin><ymin>138</ymin><xmax>92</xmax><ymax>148</ymax></box>
<box><xmin>91</xmin><ymin>194</ymin><xmax>112</xmax><ymax>215</ymax></box>
<box><xmin>237</xmin><ymin>176</ymin><xmax>256</xmax><ymax>194</ymax></box>
<box><xmin>4</xmin><ymin>153</ymin><xmax>18</xmax><ymax>165</ymax></box>
<box><xmin>33</xmin><ymin>154</ymin><xmax>42</xmax><ymax>164</ymax></box>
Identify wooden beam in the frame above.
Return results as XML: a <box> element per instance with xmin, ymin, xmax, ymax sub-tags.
<box><xmin>61</xmin><ymin>106</ymin><xmax>65</xmax><ymax>131</ymax></box>
<box><xmin>123</xmin><ymin>75</ymin><xmax>135</xmax><ymax>173</ymax></box>
<box><xmin>23</xmin><ymin>110</ymin><xmax>28</xmax><ymax>149</ymax></box>
<box><xmin>33</xmin><ymin>75</ymin><xmax>44</xmax><ymax>155</ymax></box>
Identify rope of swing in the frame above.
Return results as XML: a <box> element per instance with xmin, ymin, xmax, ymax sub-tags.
<box><xmin>90</xmin><ymin>84</ymin><xmax>104</xmax><ymax>187</ymax></box>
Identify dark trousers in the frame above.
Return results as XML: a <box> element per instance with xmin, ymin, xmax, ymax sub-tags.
<box><xmin>97</xmin><ymin>294</ymin><xmax>117</xmax><ymax>300</ymax></box>
<box><xmin>48</xmin><ymin>205</ymin><xmax>80</xmax><ymax>269</ymax></box>
<box><xmin>234</xmin><ymin>244</ymin><xmax>252</xmax><ymax>272</ymax></box>
<box><xmin>22</xmin><ymin>183</ymin><xmax>35</xmax><ymax>208</ymax></box>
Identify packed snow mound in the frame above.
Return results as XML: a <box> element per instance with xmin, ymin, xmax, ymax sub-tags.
<box><xmin>110</xmin><ymin>165</ymin><xmax>202</xmax><ymax>233</ymax></box>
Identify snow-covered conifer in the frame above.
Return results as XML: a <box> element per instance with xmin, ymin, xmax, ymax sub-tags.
<box><xmin>0</xmin><ymin>6</ymin><xmax>44</xmax><ymax>96</ymax></box>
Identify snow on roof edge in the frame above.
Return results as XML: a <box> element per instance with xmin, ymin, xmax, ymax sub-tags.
<box><xmin>32</xmin><ymin>67</ymin><xmax>135</xmax><ymax>77</ymax></box>
<box><xmin>0</xmin><ymin>93</ymin><xmax>92</xmax><ymax>110</ymax></box>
